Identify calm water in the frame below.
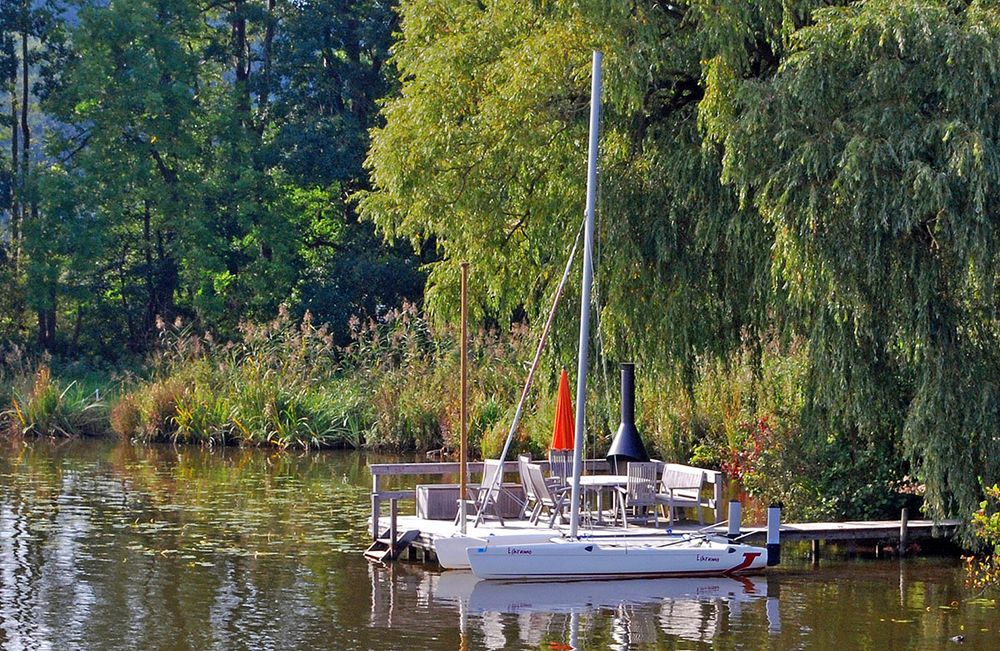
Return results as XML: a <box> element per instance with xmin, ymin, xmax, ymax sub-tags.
<box><xmin>0</xmin><ymin>439</ymin><xmax>995</xmax><ymax>650</ymax></box>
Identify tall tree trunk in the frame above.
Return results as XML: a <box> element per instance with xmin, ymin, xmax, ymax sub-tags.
<box><xmin>119</xmin><ymin>243</ymin><xmax>136</xmax><ymax>348</ymax></box>
<box><xmin>72</xmin><ymin>302</ymin><xmax>83</xmax><ymax>350</ymax></box>
<box><xmin>9</xmin><ymin>78</ymin><xmax>19</xmax><ymax>272</ymax></box>
<box><xmin>45</xmin><ymin>290</ymin><xmax>56</xmax><ymax>349</ymax></box>
<box><xmin>143</xmin><ymin>201</ymin><xmax>156</xmax><ymax>336</ymax></box>
<box><xmin>21</xmin><ymin>22</ymin><xmax>30</xmax><ymax>219</ymax></box>
<box><xmin>23</xmin><ymin>20</ymin><xmax>44</xmax><ymax>348</ymax></box>
<box><xmin>156</xmin><ymin>229</ymin><xmax>178</xmax><ymax>318</ymax></box>
<box><xmin>232</xmin><ymin>0</ymin><xmax>250</xmax><ymax>128</ymax></box>
<box><xmin>256</xmin><ymin>0</ymin><xmax>275</xmax><ymax>134</ymax></box>
<box><xmin>36</xmin><ymin>309</ymin><xmax>45</xmax><ymax>346</ymax></box>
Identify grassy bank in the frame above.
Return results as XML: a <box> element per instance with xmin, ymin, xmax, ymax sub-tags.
<box><xmin>0</xmin><ymin>308</ymin><xmax>919</xmax><ymax>522</ymax></box>
<box><xmin>109</xmin><ymin>306</ymin><xmax>544</xmax><ymax>452</ymax></box>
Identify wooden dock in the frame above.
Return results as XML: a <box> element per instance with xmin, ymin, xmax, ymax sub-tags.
<box><xmin>367</xmin><ymin>460</ymin><xmax>961</xmax><ymax>565</ymax></box>
<box><xmin>385</xmin><ymin>515</ymin><xmax>960</xmax><ymax>564</ymax></box>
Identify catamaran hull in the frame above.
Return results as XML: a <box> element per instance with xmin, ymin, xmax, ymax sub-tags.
<box><xmin>435</xmin><ymin>533</ymin><xmax>559</xmax><ymax>569</ymax></box>
<box><xmin>467</xmin><ymin>539</ymin><xmax>767</xmax><ymax>580</ymax></box>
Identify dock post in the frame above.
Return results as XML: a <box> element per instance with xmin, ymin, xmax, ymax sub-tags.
<box><xmin>714</xmin><ymin>479</ymin><xmax>724</xmax><ymax>523</ymax></box>
<box><xmin>727</xmin><ymin>500</ymin><xmax>741</xmax><ymax>539</ymax></box>
<box><xmin>389</xmin><ymin>498</ymin><xmax>398</xmax><ymax>558</ymax></box>
<box><xmin>766</xmin><ymin>503</ymin><xmax>781</xmax><ymax>566</ymax></box>
<box><xmin>811</xmin><ymin>539</ymin><xmax>821</xmax><ymax>564</ymax></box>
<box><xmin>899</xmin><ymin>507</ymin><xmax>909</xmax><ymax>556</ymax></box>
<box><xmin>372</xmin><ymin>474</ymin><xmax>381</xmax><ymax>540</ymax></box>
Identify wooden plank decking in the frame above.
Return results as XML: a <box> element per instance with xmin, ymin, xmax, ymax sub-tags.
<box><xmin>382</xmin><ymin>514</ymin><xmax>960</xmax><ymax>565</ymax></box>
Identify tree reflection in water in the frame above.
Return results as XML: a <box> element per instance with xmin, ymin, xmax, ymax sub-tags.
<box><xmin>0</xmin><ymin>439</ymin><xmax>993</xmax><ymax>650</ymax></box>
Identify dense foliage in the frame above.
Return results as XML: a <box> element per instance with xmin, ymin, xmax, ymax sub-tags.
<box><xmin>0</xmin><ymin>0</ymin><xmax>423</xmax><ymax>355</ymax></box>
<box><xmin>361</xmin><ymin>0</ymin><xmax>1000</xmax><ymax>521</ymax></box>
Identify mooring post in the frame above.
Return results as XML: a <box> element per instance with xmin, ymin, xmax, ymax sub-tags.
<box><xmin>371</xmin><ymin>473</ymin><xmax>381</xmax><ymax>540</ymax></box>
<box><xmin>714</xmin><ymin>477</ymin><xmax>724</xmax><ymax>523</ymax></box>
<box><xmin>899</xmin><ymin>507</ymin><xmax>909</xmax><ymax>556</ymax></box>
<box><xmin>389</xmin><ymin>498</ymin><xmax>398</xmax><ymax>558</ymax></box>
<box><xmin>811</xmin><ymin>539</ymin><xmax>821</xmax><ymax>564</ymax></box>
<box><xmin>766</xmin><ymin>503</ymin><xmax>782</xmax><ymax>566</ymax></box>
<box><xmin>727</xmin><ymin>500</ymin><xmax>742</xmax><ymax>539</ymax></box>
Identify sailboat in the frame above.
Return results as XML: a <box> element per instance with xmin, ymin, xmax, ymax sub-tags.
<box><xmin>465</xmin><ymin>51</ymin><xmax>770</xmax><ymax>580</ymax></box>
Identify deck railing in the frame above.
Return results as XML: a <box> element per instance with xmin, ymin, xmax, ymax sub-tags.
<box><xmin>367</xmin><ymin>459</ymin><xmax>724</xmax><ymax>540</ymax></box>
<box><xmin>368</xmin><ymin>459</ymin><xmax>612</xmax><ymax>539</ymax></box>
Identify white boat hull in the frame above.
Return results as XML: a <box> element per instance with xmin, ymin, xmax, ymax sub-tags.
<box><xmin>435</xmin><ymin>532</ymin><xmax>560</xmax><ymax>569</ymax></box>
<box><xmin>467</xmin><ymin>537</ymin><xmax>767</xmax><ymax>580</ymax></box>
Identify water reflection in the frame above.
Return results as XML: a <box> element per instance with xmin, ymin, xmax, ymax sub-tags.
<box><xmin>0</xmin><ymin>439</ymin><xmax>993</xmax><ymax>650</ymax></box>
<box><xmin>423</xmin><ymin>572</ymin><xmax>773</xmax><ymax>648</ymax></box>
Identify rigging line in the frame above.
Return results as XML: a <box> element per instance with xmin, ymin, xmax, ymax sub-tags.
<box><xmin>590</xmin><ymin>109</ymin><xmax>612</xmax><ymax>458</ymax></box>
<box><xmin>593</xmin><ymin>153</ymin><xmax>612</xmax><ymax>440</ymax></box>
<box><xmin>587</xmin><ymin>151</ymin><xmax>611</xmax><ymax>470</ymax></box>
<box><xmin>478</xmin><ymin>216</ymin><xmax>587</xmax><ymax>517</ymax></box>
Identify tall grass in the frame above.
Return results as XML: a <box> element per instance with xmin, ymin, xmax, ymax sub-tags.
<box><xmin>112</xmin><ymin>310</ymin><xmax>370</xmax><ymax>449</ymax></box>
<box><xmin>0</xmin><ymin>347</ymin><xmax>108</xmax><ymax>437</ymax></box>
<box><xmin>338</xmin><ymin>303</ymin><xmax>538</xmax><ymax>453</ymax></box>
<box><xmin>108</xmin><ymin>304</ymin><xmax>550</xmax><ymax>453</ymax></box>
<box><xmin>3</xmin><ymin>304</ymin><xmax>914</xmax><ymax>520</ymax></box>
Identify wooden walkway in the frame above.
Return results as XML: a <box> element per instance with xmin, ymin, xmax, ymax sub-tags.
<box><xmin>387</xmin><ymin>515</ymin><xmax>960</xmax><ymax>564</ymax></box>
<box><xmin>733</xmin><ymin>519</ymin><xmax>959</xmax><ymax>543</ymax></box>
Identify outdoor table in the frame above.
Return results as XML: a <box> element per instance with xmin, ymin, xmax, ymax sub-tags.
<box><xmin>577</xmin><ymin>474</ymin><xmax>628</xmax><ymax>524</ymax></box>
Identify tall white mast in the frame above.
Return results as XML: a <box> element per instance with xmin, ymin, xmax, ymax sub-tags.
<box><xmin>569</xmin><ymin>51</ymin><xmax>602</xmax><ymax>539</ymax></box>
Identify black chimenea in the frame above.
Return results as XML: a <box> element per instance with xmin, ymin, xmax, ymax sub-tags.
<box><xmin>606</xmin><ymin>363</ymin><xmax>649</xmax><ymax>474</ymax></box>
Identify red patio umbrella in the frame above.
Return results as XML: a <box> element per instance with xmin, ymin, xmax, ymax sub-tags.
<box><xmin>551</xmin><ymin>369</ymin><xmax>575</xmax><ymax>451</ymax></box>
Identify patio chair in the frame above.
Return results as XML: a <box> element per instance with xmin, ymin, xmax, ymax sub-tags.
<box><xmin>455</xmin><ymin>459</ymin><xmax>506</xmax><ymax>527</ymax></box>
<box><xmin>518</xmin><ymin>454</ymin><xmax>541</xmax><ymax>520</ymax></box>
<box><xmin>654</xmin><ymin>464</ymin><xmax>707</xmax><ymax>526</ymax></box>
<box><xmin>548</xmin><ymin>449</ymin><xmax>572</xmax><ymax>487</ymax></box>
<box><xmin>616</xmin><ymin>462</ymin><xmax>660</xmax><ymax>528</ymax></box>
<box><xmin>525</xmin><ymin>462</ymin><xmax>570</xmax><ymax>527</ymax></box>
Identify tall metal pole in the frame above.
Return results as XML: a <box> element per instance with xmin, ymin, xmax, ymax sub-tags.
<box><xmin>459</xmin><ymin>262</ymin><xmax>469</xmax><ymax>534</ymax></box>
<box><xmin>569</xmin><ymin>51</ymin><xmax>602</xmax><ymax>538</ymax></box>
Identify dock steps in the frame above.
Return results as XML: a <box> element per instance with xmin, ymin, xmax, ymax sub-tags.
<box><xmin>364</xmin><ymin>529</ymin><xmax>420</xmax><ymax>563</ymax></box>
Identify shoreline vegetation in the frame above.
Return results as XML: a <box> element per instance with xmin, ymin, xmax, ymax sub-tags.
<box><xmin>2</xmin><ymin>307</ymin><xmax>918</xmax><ymax>525</ymax></box>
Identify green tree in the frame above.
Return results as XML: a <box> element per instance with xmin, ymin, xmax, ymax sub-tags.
<box><xmin>361</xmin><ymin>0</ymin><xmax>1000</xmax><ymax>520</ymax></box>
<box><xmin>271</xmin><ymin>0</ymin><xmax>424</xmax><ymax>337</ymax></box>
<box><xmin>705</xmin><ymin>0</ymin><xmax>1000</xmax><ymax>520</ymax></box>
<box><xmin>358</xmin><ymin>0</ymin><xmax>775</xmax><ymax>389</ymax></box>
<box><xmin>31</xmin><ymin>0</ymin><xmax>420</xmax><ymax>351</ymax></box>
<box><xmin>0</xmin><ymin>0</ymin><xmax>72</xmax><ymax>347</ymax></box>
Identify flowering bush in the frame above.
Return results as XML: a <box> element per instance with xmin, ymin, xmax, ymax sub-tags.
<box><xmin>965</xmin><ymin>485</ymin><xmax>1000</xmax><ymax>592</ymax></box>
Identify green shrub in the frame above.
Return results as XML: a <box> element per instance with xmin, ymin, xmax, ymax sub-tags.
<box><xmin>966</xmin><ymin>485</ymin><xmax>1000</xmax><ymax>592</ymax></box>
